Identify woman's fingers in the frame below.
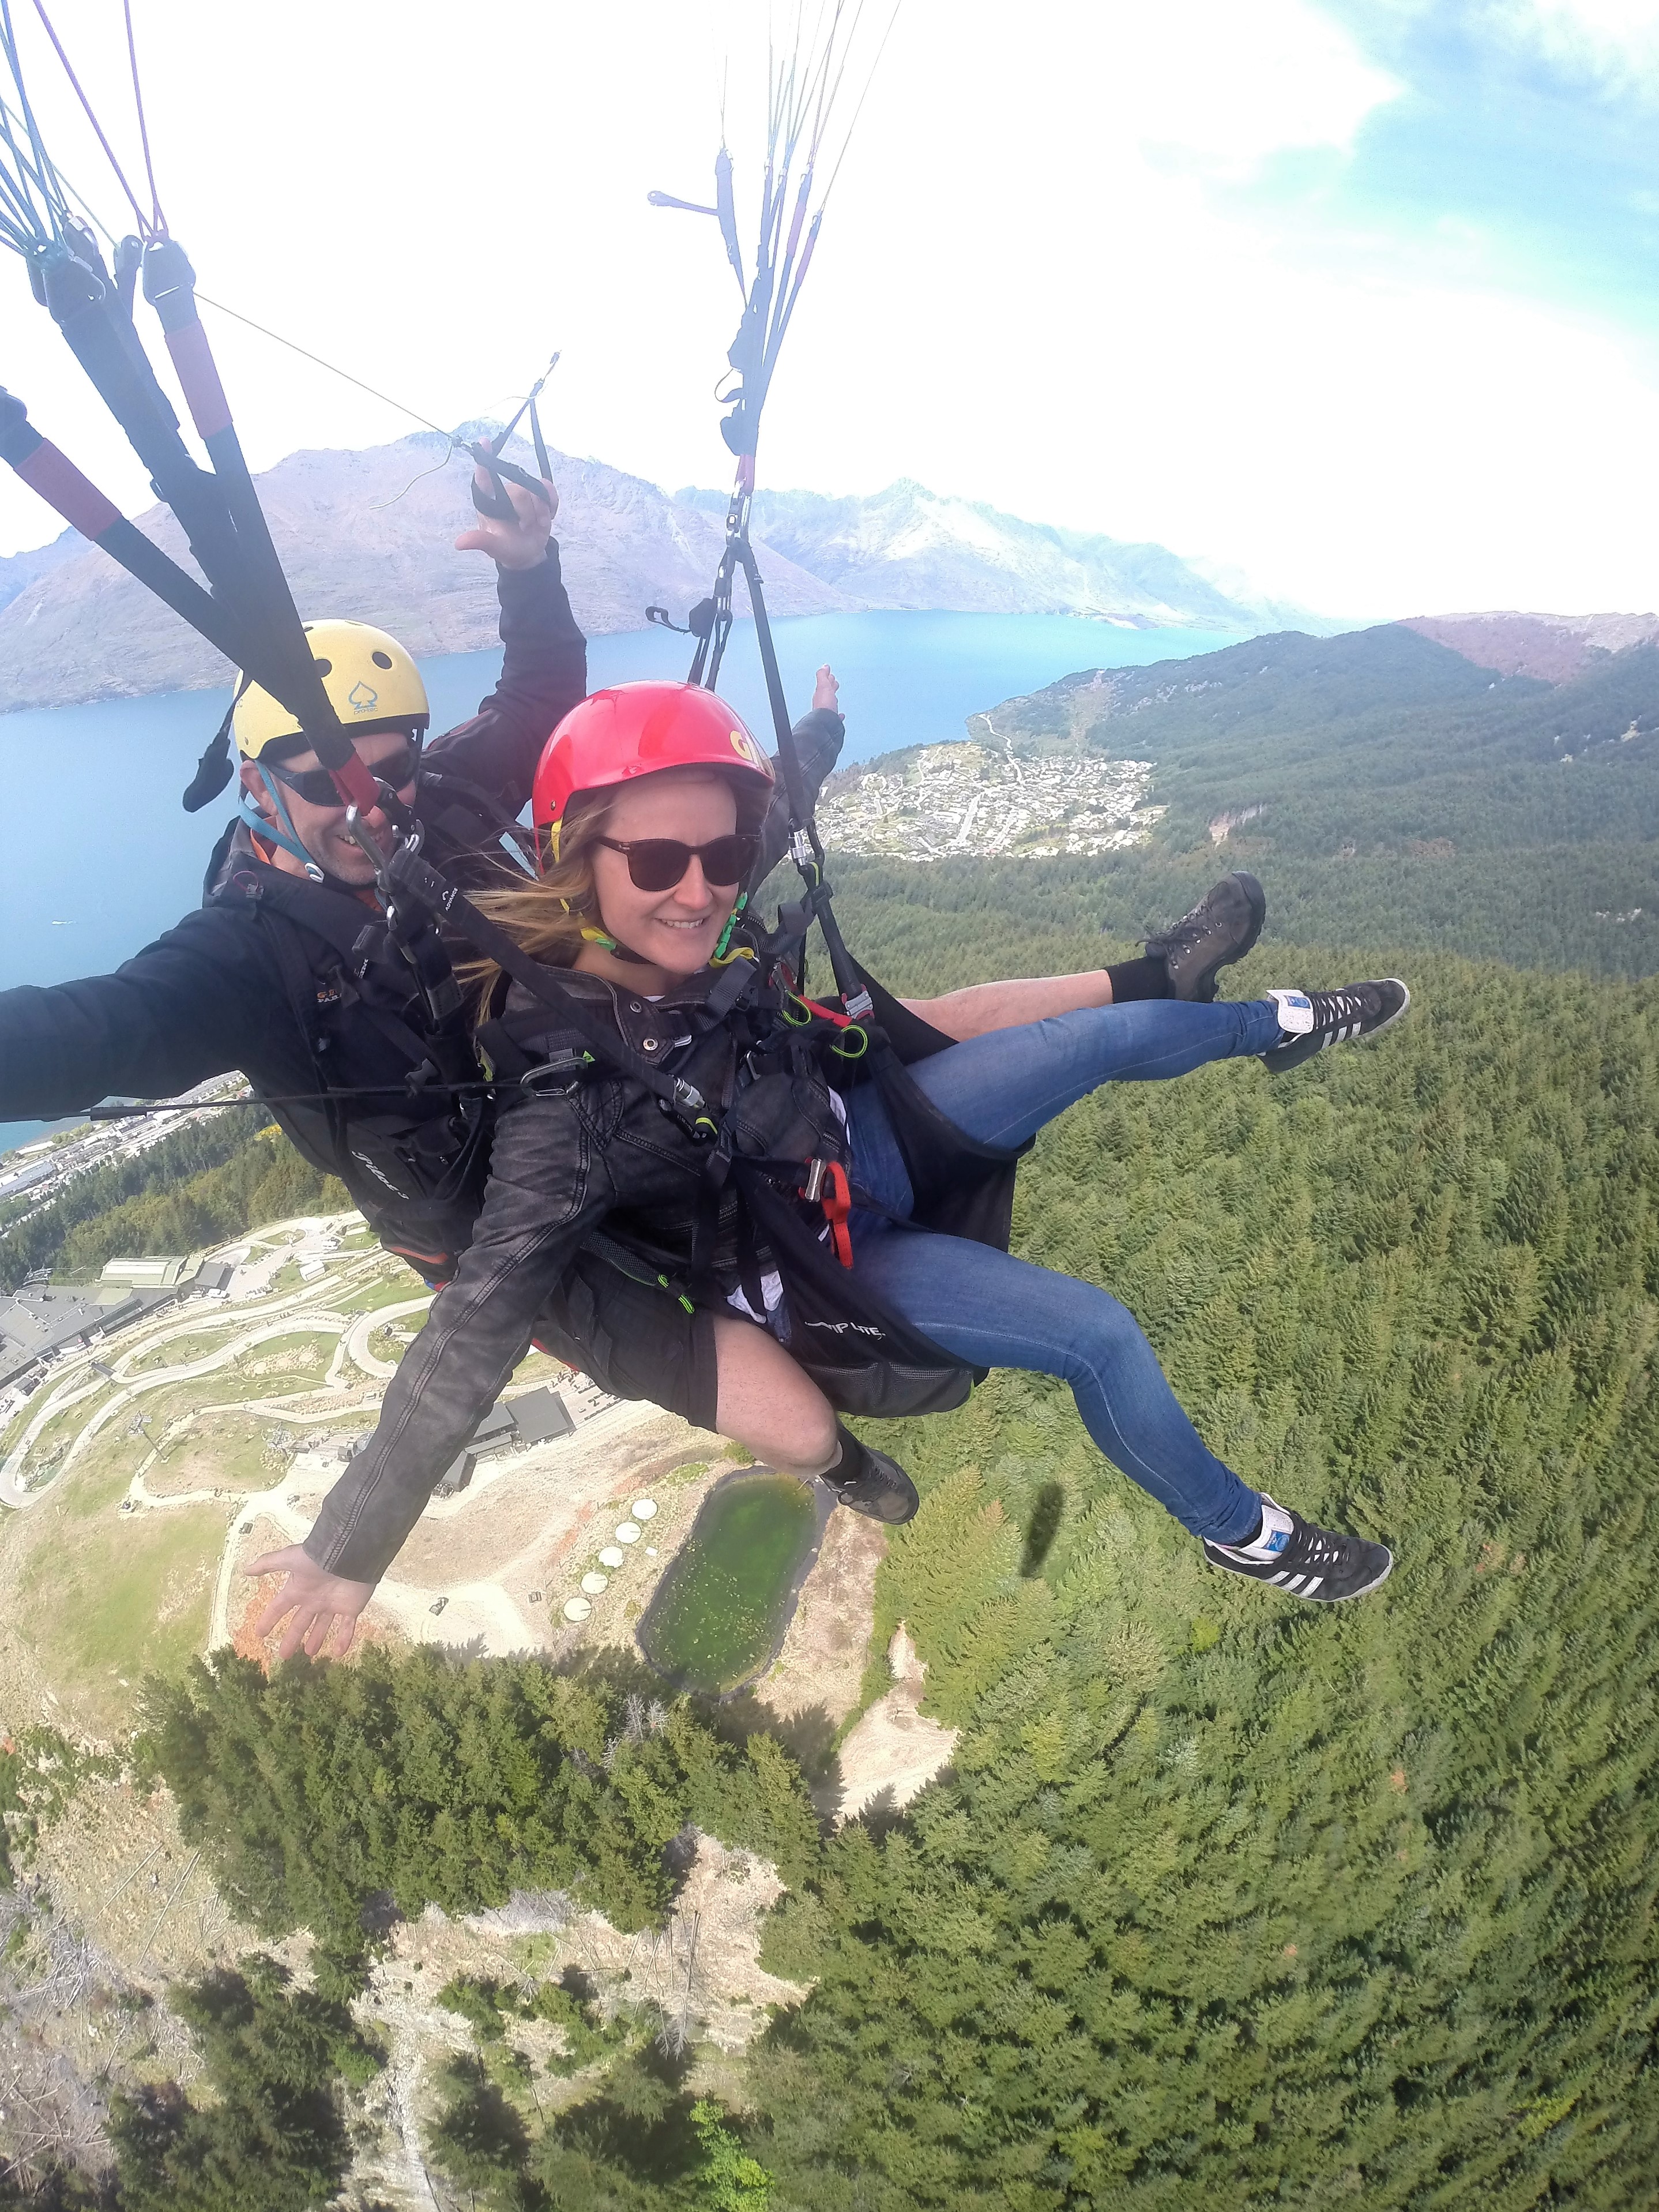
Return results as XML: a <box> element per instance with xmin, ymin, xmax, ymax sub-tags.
<box><xmin>278</xmin><ymin>1608</ymin><xmax>317</xmax><ymax>1663</ymax></box>
<box><xmin>243</xmin><ymin>1546</ymin><xmax>373</xmax><ymax>1661</ymax></box>
<box><xmin>248</xmin><ymin>1548</ymin><xmax>307</xmax><ymax>1642</ymax></box>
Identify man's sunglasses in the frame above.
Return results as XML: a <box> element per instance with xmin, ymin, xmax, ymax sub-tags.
<box><xmin>596</xmin><ymin>833</ymin><xmax>759</xmax><ymax>893</ymax></box>
<box><xmin>266</xmin><ymin>735</ymin><xmax>423</xmax><ymax>810</ymax></box>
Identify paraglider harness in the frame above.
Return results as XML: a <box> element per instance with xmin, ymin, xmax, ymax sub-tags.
<box><xmin>330</xmin><ymin>51</ymin><xmax>1030</xmax><ymax>1419</ymax></box>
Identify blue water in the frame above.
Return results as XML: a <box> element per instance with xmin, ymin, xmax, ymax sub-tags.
<box><xmin>0</xmin><ymin>610</ymin><xmax>1242</xmax><ymax>1149</ymax></box>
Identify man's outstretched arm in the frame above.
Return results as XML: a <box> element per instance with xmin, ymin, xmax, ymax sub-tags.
<box><xmin>424</xmin><ymin>467</ymin><xmax>588</xmax><ymax>816</ymax></box>
<box><xmin>0</xmin><ymin>910</ymin><xmax>274</xmax><ymax>1121</ymax></box>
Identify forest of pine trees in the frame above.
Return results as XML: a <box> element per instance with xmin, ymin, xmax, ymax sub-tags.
<box><xmin>113</xmin><ymin>873</ymin><xmax>1659</xmax><ymax>2207</ymax></box>
<box><xmin>0</xmin><ymin>1119</ymin><xmax>345</xmax><ymax>1291</ymax></box>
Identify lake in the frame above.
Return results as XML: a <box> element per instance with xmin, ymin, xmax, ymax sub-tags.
<box><xmin>0</xmin><ymin>608</ymin><xmax>1243</xmax><ymax>1148</ymax></box>
<box><xmin>637</xmin><ymin>1469</ymin><xmax>827</xmax><ymax>1696</ymax></box>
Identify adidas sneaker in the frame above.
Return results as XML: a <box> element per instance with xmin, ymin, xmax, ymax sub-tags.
<box><xmin>1203</xmin><ymin>1494</ymin><xmax>1393</xmax><ymax>1602</ymax></box>
<box><xmin>1262</xmin><ymin>980</ymin><xmax>1410</xmax><ymax>1073</ymax></box>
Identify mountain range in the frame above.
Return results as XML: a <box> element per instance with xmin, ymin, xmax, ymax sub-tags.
<box><xmin>674</xmin><ymin>480</ymin><xmax>1321</xmax><ymax>630</ymax></box>
<box><xmin>0</xmin><ymin>428</ymin><xmax>1321</xmax><ymax>714</ymax></box>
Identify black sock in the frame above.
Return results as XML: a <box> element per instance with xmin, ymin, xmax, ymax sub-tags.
<box><xmin>1105</xmin><ymin>955</ymin><xmax>1171</xmax><ymax>1004</ymax></box>
<box><xmin>826</xmin><ymin>1424</ymin><xmax>865</xmax><ymax>1487</ymax></box>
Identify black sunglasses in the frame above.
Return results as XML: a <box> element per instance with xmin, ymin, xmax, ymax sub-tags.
<box><xmin>266</xmin><ymin>734</ymin><xmax>424</xmax><ymax>810</ymax></box>
<box><xmin>596</xmin><ymin>833</ymin><xmax>759</xmax><ymax>893</ymax></box>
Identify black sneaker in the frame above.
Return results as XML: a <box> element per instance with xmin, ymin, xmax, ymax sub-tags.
<box><xmin>1261</xmin><ymin>980</ymin><xmax>1410</xmax><ymax>1073</ymax></box>
<box><xmin>824</xmin><ymin>1428</ymin><xmax>919</xmax><ymax>1524</ymax></box>
<box><xmin>1203</xmin><ymin>1497</ymin><xmax>1393</xmax><ymax>1602</ymax></box>
<box><xmin>1143</xmin><ymin>872</ymin><xmax>1267</xmax><ymax>1002</ymax></box>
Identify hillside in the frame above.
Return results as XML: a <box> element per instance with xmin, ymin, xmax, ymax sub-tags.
<box><xmin>818</xmin><ymin>621</ymin><xmax>1659</xmax><ymax>976</ymax></box>
<box><xmin>10</xmin><ymin>919</ymin><xmax>1657</xmax><ymax>2208</ymax></box>
<box><xmin>0</xmin><ymin>435</ymin><xmax>1281</xmax><ymax>713</ymax></box>
<box><xmin>9</xmin><ymin>616</ymin><xmax>1659</xmax><ymax>2203</ymax></box>
<box><xmin>1404</xmin><ymin>607</ymin><xmax>1659</xmax><ymax>682</ymax></box>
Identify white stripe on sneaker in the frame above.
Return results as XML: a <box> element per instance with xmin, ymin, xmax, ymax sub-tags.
<box><xmin>1284</xmin><ymin>1573</ymin><xmax>1307</xmax><ymax>1591</ymax></box>
<box><xmin>1269</xmin><ymin>1570</ymin><xmax>1291</xmax><ymax>1584</ymax></box>
<box><xmin>1302</xmin><ymin>1575</ymin><xmax>1324</xmax><ymax>1595</ymax></box>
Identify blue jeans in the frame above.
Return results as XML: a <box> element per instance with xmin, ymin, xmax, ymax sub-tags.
<box><xmin>845</xmin><ymin>998</ymin><xmax>1287</xmax><ymax>1545</ymax></box>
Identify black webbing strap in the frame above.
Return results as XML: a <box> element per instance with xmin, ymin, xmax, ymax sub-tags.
<box><xmin>382</xmin><ymin>843</ymin><xmax>718</xmax><ymax>1135</ymax></box>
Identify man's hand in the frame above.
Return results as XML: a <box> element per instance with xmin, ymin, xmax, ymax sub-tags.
<box><xmin>454</xmin><ymin>465</ymin><xmax>558</xmax><ymax>571</ymax></box>
<box><xmin>812</xmin><ymin>663</ymin><xmax>840</xmax><ymax>713</ymax></box>
<box><xmin>246</xmin><ymin>1545</ymin><xmax>375</xmax><ymax>1661</ymax></box>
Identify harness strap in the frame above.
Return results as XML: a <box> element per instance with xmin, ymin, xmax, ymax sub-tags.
<box><xmin>382</xmin><ymin>841</ymin><xmax>720</xmax><ymax>1137</ymax></box>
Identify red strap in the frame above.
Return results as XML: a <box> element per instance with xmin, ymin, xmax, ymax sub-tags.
<box><xmin>163</xmin><ymin>320</ymin><xmax>234</xmax><ymax>440</ymax></box>
<box><xmin>11</xmin><ymin>439</ymin><xmax>122</xmax><ymax>539</ymax></box>
<box><xmin>796</xmin><ymin>992</ymin><xmax>856</xmax><ymax>1030</ymax></box>
<box><xmin>330</xmin><ymin>754</ymin><xmax>382</xmax><ymax>810</ymax></box>
<box><xmin>821</xmin><ymin>1159</ymin><xmax>852</xmax><ymax>1267</ymax></box>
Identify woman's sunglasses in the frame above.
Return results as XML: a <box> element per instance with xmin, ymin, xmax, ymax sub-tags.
<box><xmin>266</xmin><ymin>735</ymin><xmax>423</xmax><ymax>810</ymax></box>
<box><xmin>596</xmin><ymin>833</ymin><xmax>759</xmax><ymax>893</ymax></box>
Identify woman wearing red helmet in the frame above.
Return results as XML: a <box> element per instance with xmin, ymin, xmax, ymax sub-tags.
<box><xmin>257</xmin><ymin>676</ymin><xmax>1408</xmax><ymax>1658</ymax></box>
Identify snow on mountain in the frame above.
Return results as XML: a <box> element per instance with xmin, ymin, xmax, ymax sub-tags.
<box><xmin>0</xmin><ymin>433</ymin><xmax>851</xmax><ymax>714</ymax></box>
<box><xmin>675</xmin><ymin>479</ymin><xmax>1284</xmax><ymax>628</ymax></box>
<box><xmin>0</xmin><ymin>434</ymin><xmax>1316</xmax><ymax>713</ymax></box>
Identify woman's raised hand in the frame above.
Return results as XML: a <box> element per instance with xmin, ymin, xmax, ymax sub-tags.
<box><xmin>246</xmin><ymin>1544</ymin><xmax>376</xmax><ymax>1661</ymax></box>
<box><xmin>813</xmin><ymin>664</ymin><xmax>840</xmax><ymax>713</ymax></box>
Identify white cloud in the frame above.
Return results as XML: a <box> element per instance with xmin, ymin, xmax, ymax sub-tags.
<box><xmin>0</xmin><ymin>0</ymin><xmax>1656</xmax><ymax>619</ymax></box>
<box><xmin>1080</xmin><ymin>0</ymin><xmax>1398</xmax><ymax>174</ymax></box>
<box><xmin>1489</xmin><ymin>0</ymin><xmax>1659</xmax><ymax>90</ymax></box>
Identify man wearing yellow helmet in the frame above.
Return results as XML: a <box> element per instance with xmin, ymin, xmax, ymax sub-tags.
<box><xmin>230</xmin><ymin>618</ymin><xmax>433</xmax><ymax>886</ymax></box>
<box><xmin>0</xmin><ymin>460</ymin><xmax>588</xmax><ymax>1274</ymax></box>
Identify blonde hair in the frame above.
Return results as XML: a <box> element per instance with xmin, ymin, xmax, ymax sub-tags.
<box><xmin>462</xmin><ymin>787</ymin><xmax>616</xmax><ymax>1003</ymax></box>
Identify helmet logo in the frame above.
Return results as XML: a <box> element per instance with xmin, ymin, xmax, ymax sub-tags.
<box><xmin>348</xmin><ymin>681</ymin><xmax>379</xmax><ymax>715</ymax></box>
<box><xmin>730</xmin><ymin>730</ymin><xmax>766</xmax><ymax>769</ymax></box>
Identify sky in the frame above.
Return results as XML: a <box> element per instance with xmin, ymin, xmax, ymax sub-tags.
<box><xmin>3</xmin><ymin>0</ymin><xmax>1659</xmax><ymax>619</ymax></box>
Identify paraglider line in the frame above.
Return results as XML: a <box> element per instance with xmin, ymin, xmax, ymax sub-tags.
<box><xmin>27</xmin><ymin>0</ymin><xmax>156</xmax><ymax>238</ymax></box>
<box><xmin>191</xmin><ymin>292</ymin><xmax>452</xmax><ymax>437</ymax></box>
<box><xmin>122</xmin><ymin>0</ymin><xmax>164</xmax><ymax>237</ymax></box>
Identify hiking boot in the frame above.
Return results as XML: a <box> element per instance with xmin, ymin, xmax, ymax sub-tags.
<box><xmin>825</xmin><ymin>1429</ymin><xmax>919</xmax><ymax>1524</ymax></box>
<box><xmin>1261</xmin><ymin>980</ymin><xmax>1410</xmax><ymax>1073</ymax></box>
<box><xmin>1144</xmin><ymin>872</ymin><xmax>1267</xmax><ymax>1002</ymax></box>
<box><xmin>1203</xmin><ymin>1494</ymin><xmax>1393</xmax><ymax>1602</ymax></box>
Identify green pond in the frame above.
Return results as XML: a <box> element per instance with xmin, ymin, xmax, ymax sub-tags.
<box><xmin>637</xmin><ymin>1472</ymin><xmax>822</xmax><ymax>1696</ymax></box>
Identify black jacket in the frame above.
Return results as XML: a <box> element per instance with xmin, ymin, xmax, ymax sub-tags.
<box><xmin>305</xmin><ymin>963</ymin><xmax>825</xmax><ymax>1580</ymax></box>
<box><xmin>0</xmin><ymin>553</ymin><xmax>588</xmax><ymax>1252</ymax></box>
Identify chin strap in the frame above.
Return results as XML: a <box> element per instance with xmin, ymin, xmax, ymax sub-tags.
<box><xmin>580</xmin><ymin>924</ymin><xmax>654</xmax><ymax>967</ymax></box>
<box><xmin>243</xmin><ymin>767</ymin><xmax>325</xmax><ymax>881</ymax></box>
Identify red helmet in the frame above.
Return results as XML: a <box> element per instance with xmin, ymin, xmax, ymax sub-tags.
<box><xmin>532</xmin><ymin>682</ymin><xmax>775</xmax><ymax>865</ymax></box>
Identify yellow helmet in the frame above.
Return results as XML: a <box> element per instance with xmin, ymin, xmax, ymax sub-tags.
<box><xmin>231</xmin><ymin>619</ymin><xmax>430</xmax><ymax>761</ymax></box>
